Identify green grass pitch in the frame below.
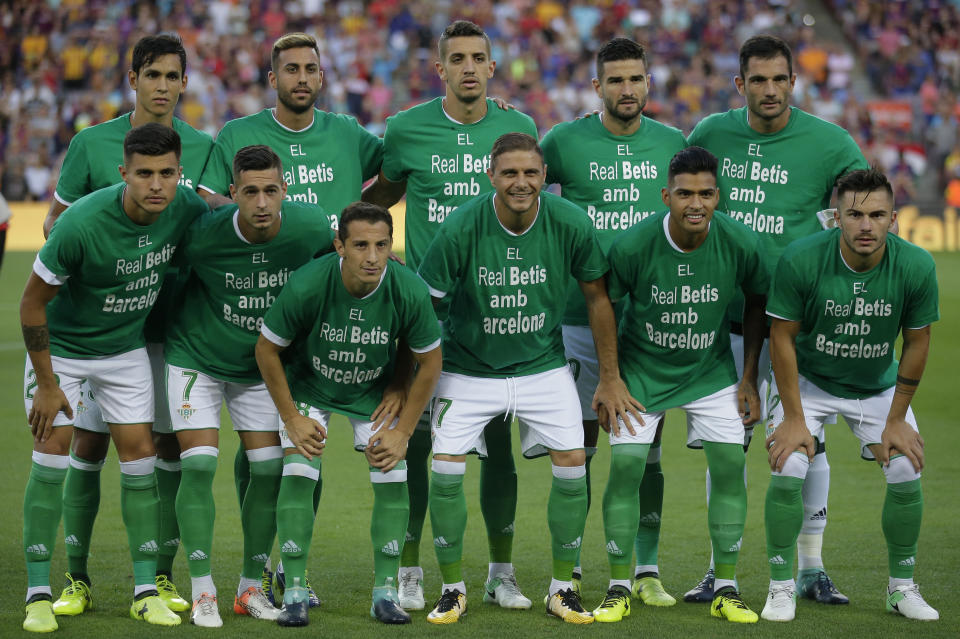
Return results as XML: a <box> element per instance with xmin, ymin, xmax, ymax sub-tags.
<box><xmin>0</xmin><ymin>250</ymin><xmax>957</xmax><ymax>637</ymax></box>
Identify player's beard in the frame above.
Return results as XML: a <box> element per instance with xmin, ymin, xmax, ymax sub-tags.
<box><xmin>604</xmin><ymin>94</ymin><xmax>646</xmax><ymax>125</ymax></box>
<box><xmin>278</xmin><ymin>86</ymin><xmax>319</xmax><ymax>114</ymax></box>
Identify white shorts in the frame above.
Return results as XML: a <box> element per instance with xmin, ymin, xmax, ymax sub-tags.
<box><xmin>766</xmin><ymin>375</ymin><xmax>917</xmax><ymax>460</ymax></box>
<box><xmin>562</xmin><ymin>324</ymin><xmax>598</xmax><ymax>421</ymax></box>
<box><xmin>278</xmin><ymin>402</ymin><xmax>397</xmax><ymax>452</ymax></box>
<box><xmin>72</xmin><ymin>343</ymin><xmax>172</xmax><ymax>435</ymax></box>
<box><xmin>167</xmin><ymin>365</ymin><xmax>279</xmax><ymax>432</ymax></box>
<box><xmin>612</xmin><ymin>383</ymin><xmax>745</xmax><ymax>448</ymax></box>
<box><xmin>23</xmin><ymin>348</ymin><xmax>153</xmax><ymax>427</ymax></box>
<box><xmin>431</xmin><ymin>366</ymin><xmax>583</xmax><ymax>458</ymax></box>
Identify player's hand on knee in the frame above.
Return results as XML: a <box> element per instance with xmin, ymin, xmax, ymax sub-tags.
<box><xmin>737</xmin><ymin>379</ymin><xmax>761</xmax><ymax>426</ymax></box>
<box><xmin>366</xmin><ymin>428</ymin><xmax>408</xmax><ymax>472</ymax></box>
<box><xmin>765</xmin><ymin>416</ymin><xmax>814</xmax><ymax>472</ymax></box>
<box><xmin>879</xmin><ymin>417</ymin><xmax>924</xmax><ymax>472</ymax></box>
<box><xmin>593</xmin><ymin>377</ymin><xmax>644</xmax><ymax>435</ymax></box>
<box><xmin>371</xmin><ymin>387</ymin><xmax>405</xmax><ymax>431</ymax></box>
<box><xmin>29</xmin><ymin>384</ymin><xmax>73</xmax><ymax>443</ymax></box>
<box><xmin>285</xmin><ymin>414</ymin><xmax>326</xmax><ymax>460</ymax></box>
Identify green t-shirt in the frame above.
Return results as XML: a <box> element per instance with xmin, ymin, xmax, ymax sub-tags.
<box><xmin>165</xmin><ymin>202</ymin><xmax>335</xmax><ymax>383</ymax></box>
<box><xmin>381</xmin><ymin>97</ymin><xmax>539</xmax><ymax>272</ymax></box>
<box><xmin>199</xmin><ymin>108</ymin><xmax>383</xmax><ymax>229</ymax></box>
<box><xmin>767</xmin><ymin>230</ymin><xmax>939</xmax><ymax>399</ymax></box>
<box><xmin>608</xmin><ymin>212</ymin><xmax>769</xmax><ymax>411</ymax></box>
<box><xmin>54</xmin><ymin>113</ymin><xmax>213</xmax><ymax>204</ymax></box>
<box><xmin>418</xmin><ymin>191</ymin><xmax>608</xmax><ymax>378</ymax></box>
<box><xmin>36</xmin><ymin>183</ymin><xmax>209</xmax><ymax>358</ymax></box>
<box><xmin>541</xmin><ymin>115</ymin><xmax>687</xmax><ymax>325</ymax></box>
<box><xmin>261</xmin><ymin>254</ymin><xmax>440</xmax><ymax>420</ymax></box>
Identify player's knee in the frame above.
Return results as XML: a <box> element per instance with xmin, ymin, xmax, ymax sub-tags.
<box><xmin>72</xmin><ymin>428</ymin><xmax>110</xmax><ymax>461</ymax></box>
<box><xmin>883</xmin><ymin>455</ymin><xmax>921</xmax><ymax>484</ymax></box>
<box><xmin>153</xmin><ymin>431</ymin><xmax>182</xmax><ymax>460</ymax></box>
<box><xmin>774</xmin><ymin>451</ymin><xmax>810</xmax><ymax>480</ymax></box>
<box><xmin>550</xmin><ymin>448</ymin><xmax>585</xmax><ymax>468</ymax></box>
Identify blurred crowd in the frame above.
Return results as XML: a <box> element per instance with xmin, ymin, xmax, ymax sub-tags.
<box><xmin>1</xmin><ymin>0</ymin><xmax>957</xmax><ymax>209</ymax></box>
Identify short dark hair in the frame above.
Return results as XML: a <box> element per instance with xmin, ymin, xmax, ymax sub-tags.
<box><xmin>596</xmin><ymin>37</ymin><xmax>648</xmax><ymax>79</ymax></box>
<box><xmin>232</xmin><ymin>145</ymin><xmax>283</xmax><ymax>183</ymax></box>
<box><xmin>123</xmin><ymin>123</ymin><xmax>181</xmax><ymax>163</ymax></box>
<box><xmin>271</xmin><ymin>32</ymin><xmax>320</xmax><ymax>71</ymax></box>
<box><xmin>490</xmin><ymin>132</ymin><xmax>543</xmax><ymax>168</ymax></box>
<box><xmin>438</xmin><ymin>20</ymin><xmax>491</xmax><ymax>59</ymax></box>
<box><xmin>131</xmin><ymin>34</ymin><xmax>187</xmax><ymax>76</ymax></box>
<box><xmin>338</xmin><ymin>202</ymin><xmax>393</xmax><ymax>242</ymax></box>
<box><xmin>668</xmin><ymin>146</ymin><xmax>718</xmax><ymax>183</ymax></box>
<box><xmin>836</xmin><ymin>167</ymin><xmax>894</xmax><ymax>203</ymax></box>
<box><xmin>738</xmin><ymin>34</ymin><xmax>793</xmax><ymax>79</ymax></box>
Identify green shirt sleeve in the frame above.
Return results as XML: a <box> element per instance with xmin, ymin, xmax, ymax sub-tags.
<box><xmin>37</xmin><ymin>214</ymin><xmax>83</xmax><ymax>278</ymax></box>
<box><xmin>740</xmin><ymin>230</ymin><xmax>770</xmax><ymax>297</ymax></box>
<box><xmin>261</xmin><ymin>269</ymin><xmax>312</xmax><ymax>344</ymax></box>
<box><xmin>904</xmin><ymin>262</ymin><xmax>940</xmax><ymax>329</ymax></box>
<box><xmin>54</xmin><ymin>134</ymin><xmax>93</xmax><ymax>204</ymax></box>
<box><xmin>568</xmin><ymin>216</ymin><xmax>608</xmax><ymax>283</ymax></box>
<box><xmin>540</xmin><ymin>127</ymin><xmax>563</xmax><ymax>186</ymax></box>
<box><xmin>399</xmin><ymin>273</ymin><xmax>442</xmax><ymax>352</ymax></box>
<box><xmin>356</xmin><ymin>121</ymin><xmax>384</xmax><ymax>182</ymax></box>
<box><xmin>417</xmin><ymin>223</ymin><xmax>460</xmax><ymax>297</ymax></box>
<box><xmin>606</xmin><ymin>237</ymin><xmax>631</xmax><ymax>302</ymax></box>
<box><xmin>380</xmin><ymin>117</ymin><xmax>406</xmax><ymax>183</ymax></box>
<box><xmin>198</xmin><ymin>126</ymin><xmax>234</xmax><ymax>195</ymax></box>
<box><xmin>766</xmin><ymin>252</ymin><xmax>805</xmax><ymax>321</ymax></box>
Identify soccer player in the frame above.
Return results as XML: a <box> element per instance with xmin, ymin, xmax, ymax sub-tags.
<box><xmin>539</xmin><ymin>37</ymin><xmax>686</xmax><ymax>604</ymax></box>
<box><xmin>417</xmin><ymin>132</ymin><xmax>641</xmax><ymax>625</ymax></box>
<box><xmin>41</xmin><ymin>34</ymin><xmax>213</xmax><ymax>617</ymax></box>
<box><xmin>197</xmin><ymin>31</ymin><xmax>384</xmax><ymax>604</ymax></box>
<box><xmin>592</xmin><ymin>146</ymin><xmax>766</xmax><ymax>624</ymax></box>
<box><xmin>762</xmin><ymin>168</ymin><xmax>939</xmax><ymax>622</ymax></box>
<box><xmin>164</xmin><ymin>145</ymin><xmax>335</xmax><ymax>627</ymax></box>
<box><xmin>685</xmin><ymin>34</ymin><xmax>868</xmax><ymax>603</ymax></box>
<box><xmin>255</xmin><ymin>202</ymin><xmax>442</xmax><ymax>626</ymax></box>
<box><xmin>20</xmin><ymin>123</ymin><xmax>208</xmax><ymax>632</ymax></box>
<box><xmin>362</xmin><ymin>20</ymin><xmax>539</xmax><ymax>611</ymax></box>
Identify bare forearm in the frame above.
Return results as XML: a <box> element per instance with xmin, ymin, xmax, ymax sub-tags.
<box><xmin>741</xmin><ymin>294</ymin><xmax>767</xmax><ymax>383</ymax></box>
<box><xmin>395</xmin><ymin>349</ymin><xmax>441</xmax><ymax>437</ymax></box>
<box><xmin>43</xmin><ymin>199</ymin><xmax>68</xmax><ymax>239</ymax></box>
<box><xmin>255</xmin><ymin>338</ymin><xmax>299</xmax><ymax>421</ymax></box>
<box><xmin>199</xmin><ymin>189</ymin><xmax>233</xmax><ymax>209</ymax></box>
<box><xmin>361</xmin><ymin>172</ymin><xmax>406</xmax><ymax>208</ymax></box>
<box><xmin>770</xmin><ymin>319</ymin><xmax>803</xmax><ymax>420</ymax></box>
<box><xmin>889</xmin><ymin>327</ymin><xmax>930</xmax><ymax>421</ymax></box>
<box><xmin>584</xmin><ymin>285</ymin><xmax>619</xmax><ymax>380</ymax></box>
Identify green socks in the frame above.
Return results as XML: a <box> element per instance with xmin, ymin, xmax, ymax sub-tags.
<box><xmin>276</xmin><ymin>454</ymin><xmax>321</xmax><ymax>584</ymax></box>
<box><xmin>479</xmin><ymin>416</ymin><xmax>517</xmax><ymax>564</ymax></box>
<box><xmin>24</xmin><ymin>456</ymin><xmax>68</xmax><ymax>589</ymax></box>
<box><xmin>233</xmin><ymin>446</ymin><xmax>250</xmax><ymax>508</ymax></box>
<box><xmin>120</xmin><ymin>459</ymin><xmax>160</xmax><ymax>587</ymax></box>
<box><xmin>602</xmin><ymin>444</ymin><xmax>649</xmax><ymax>580</ymax></box>
<box><xmin>401</xmin><ymin>427</ymin><xmax>432</xmax><ymax>567</ymax></box>
<box><xmin>370</xmin><ymin>463</ymin><xmax>409</xmax><ymax>586</ymax></box>
<box><xmin>155</xmin><ymin>459</ymin><xmax>181</xmax><ymax>574</ymax></box>
<box><xmin>764</xmin><ymin>474</ymin><xmax>805</xmax><ymax>581</ymax></box>
<box><xmin>702</xmin><ymin>442</ymin><xmax>747</xmax><ymax>582</ymax></box>
<box><xmin>177</xmin><ymin>451</ymin><xmax>218</xmax><ymax>578</ymax></box>
<box><xmin>883</xmin><ymin>478</ymin><xmax>923</xmax><ymax>578</ymax></box>
<box><xmin>548</xmin><ymin>466</ymin><xmax>588</xmax><ymax>580</ymax></box>
<box><xmin>429</xmin><ymin>463</ymin><xmax>467</xmax><ymax>584</ymax></box>
<box><xmin>62</xmin><ymin>453</ymin><xmax>102</xmax><ymax>578</ymax></box>
<box><xmin>634</xmin><ymin>444</ymin><xmax>664</xmax><ymax>569</ymax></box>
<box><xmin>242</xmin><ymin>453</ymin><xmax>283</xmax><ymax>580</ymax></box>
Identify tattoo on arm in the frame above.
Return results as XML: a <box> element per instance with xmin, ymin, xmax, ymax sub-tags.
<box><xmin>896</xmin><ymin>375</ymin><xmax>920</xmax><ymax>386</ymax></box>
<box><xmin>22</xmin><ymin>324</ymin><xmax>50</xmax><ymax>352</ymax></box>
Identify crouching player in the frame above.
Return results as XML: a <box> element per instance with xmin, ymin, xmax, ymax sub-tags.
<box><xmin>164</xmin><ymin>145</ymin><xmax>335</xmax><ymax>626</ymax></box>
<box><xmin>20</xmin><ymin>123</ymin><xmax>208</xmax><ymax>631</ymax></box>
<box><xmin>255</xmin><ymin>202</ymin><xmax>442</xmax><ymax>626</ymax></box>
<box><xmin>762</xmin><ymin>168</ymin><xmax>939</xmax><ymax>622</ymax></box>
<box><xmin>594</xmin><ymin>147</ymin><xmax>768</xmax><ymax>623</ymax></box>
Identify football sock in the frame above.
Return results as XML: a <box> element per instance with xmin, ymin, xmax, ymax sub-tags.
<box><xmin>233</xmin><ymin>445</ymin><xmax>250</xmax><ymax>507</ymax></box>
<box><xmin>401</xmin><ymin>426</ymin><xmax>431</xmax><ymax>568</ymax></box>
<box><xmin>798</xmin><ymin>449</ymin><xmax>829</xmax><ymax>571</ymax></box>
<box><xmin>120</xmin><ymin>456</ymin><xmax>160</xmax><ymax>589</ymax></box>
<box><xmin>370</xmin><ymin>462</ymin><xmax>409</xmax><ymax>587</ymax></box>
<box><xmin>883</xmin><ymin>478</ymin><xmax>923</xmax><ymax>579</ymax></box>
<box><xmin>702</xmin><ymin>442</ymin><xmax>746</xmax><ymax>583</ymax></box>
<box><xmin>155</xmin><ymin>458</ymin><xmax>181</xmax><ymax>575</ymax></box>
<box><xmin>177</xmin><ymin>448</ymin><xmax>218</xmax><ymax>579</ymax></box>
<box><xmin>62</xmin><ymin>452</ymin><xmax>103</xmax><ymax>578</ymax></box>
<box><xmin>276</xmin><ymin>454</ymin><xmax>321</xmax><ymax>585</ymax></box>
<box><xmin>549</xmin><ymin>464</ymin><xmax>588</xmax><ymax>580</ymax></box>
<box><xmin>635</xmin><ymin>442</ymin><xmax>663</xmax><ymax>570</ymax></box>
<box><xmin>24</xmin><ymin>453</ymin><xmax>69</xmax><ymax>594</ymax></box>
<box><xmin>764</xmin><ymin>474</ymin><xmax>805</xmax><ymax>581</ymax></box>
<box><xmin>575</xmin><ymin>448</ymin><xmax>597</xmax><ymax>570</ymax></box>
<box><xmin>429</xmin><ymin>460</ymin><xmax>466</xmax><ymax>585</ymax></box>
<box><xmin>602</xmin><ymin>444</ymin><xmax>649</xmax><ymax>580</ymax></box>
<box><xmin>242</xmin><ymin>448</ymin><xmax>283</xmax><ymax>580</ymax></box>
<box><xmin>480</xmin><ymin>415</ymin><xmax>517</xmax><ymax>564</ymax></box>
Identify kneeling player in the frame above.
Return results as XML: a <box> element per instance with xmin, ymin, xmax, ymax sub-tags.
<box><xmin>762</xmin><ymin>168</ymin><xmax>939</xmax><ymax>622</ymax></box>
<box><xmin>256</xmin><ymin>202</ymin><xmax>442</xmax><ymax>626</ymax></box>
<box><xmin>593</xmin><ymin>147</ymin><xmax>767</xmax><ymax>624</ymax></box>
<box><xmin>165</xmin><ymin>145</ymin><xmax>334</xmax><ymax>626</ymax></box>
<box><xmin>19</xmin><ymin>124</ymin><xmax>207</xmax><ymax>632</ymax></box>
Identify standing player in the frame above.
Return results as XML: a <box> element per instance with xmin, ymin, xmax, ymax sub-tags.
<box><xmin>762</xmin><ymin>168</ymin><xmax>939</xmax><ymax>622</ymax></box>
<box><xmin>197</xmin><ymin>31</ymin><xmax>384</xmax><ymax>603</ymax></box>
<box><xmin>42</xmin><ymin>34</ymin><xmax>213</xmax><ymax>617</ymax></box>
<box><xmin>540</xmin><ymin>37</ymin><xmax>686</xmax><ymax>604</ymax></box>
<box><xmin>20</xmin><ymin>124</ymin><xmax>208</xmax><ymax>632</ymax></box>
<box><xmin>255</xmin><ymin>202</ymin><xmax>442</xmax><ymax>626</ymax></box>
<box><xmin>362</xmin><ymin>20</ymin><xmax>539</xmax><ymax>611</ymax></box>
<box><xmin>417</xmin><ymin>133</ymin><xmax>642</xmax><ymax>625</ymax></box>
<box><xmin>592</xmin><ymin>147</ymin><xmax>766</xmax><ymax>624</ymax></box>
<box><xmin>684</xmin><ymin>34</ymin><xmax>868</xmax><ymax>603</ymax></box>
<box><xmin>164</xmin><ymin>146</ymin><xmax>335</xmax><ymax>627</ymax></box>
